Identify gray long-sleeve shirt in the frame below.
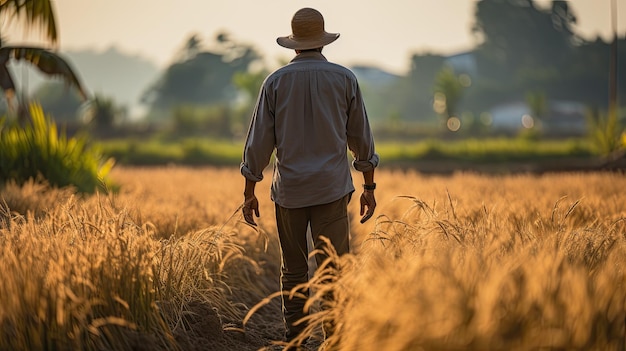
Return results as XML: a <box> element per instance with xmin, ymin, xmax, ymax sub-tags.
<box><xmin>241</xmin><ymin>51</ymin><xmax>379</xmax><ymax>208</ymax></box>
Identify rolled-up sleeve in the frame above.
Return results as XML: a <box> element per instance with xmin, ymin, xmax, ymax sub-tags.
<box><xmin>346</xmin><ymin>79</ymin><xmax>379</xmax><ymax>172</ymax></box>
<box><xmin>240</xmin><ymin>83</ymin><xmax>276</xmax><ymax>182</ymax></box>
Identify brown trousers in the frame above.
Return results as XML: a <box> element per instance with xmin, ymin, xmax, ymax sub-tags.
<box><xmin>275</xmin><ymin>193</ymin><xmax>351</xmax><ymax>339</ymax></box>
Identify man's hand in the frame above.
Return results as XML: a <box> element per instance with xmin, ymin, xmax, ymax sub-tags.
<box><xmin>243</xmin><ymin>194</ymin><xmax>260</xmax><ymax>226</ymax></box>
<box><xmin>359</xmin><ymin>190</ymin><xmax>376</xmax><ymax>223</ymax></box>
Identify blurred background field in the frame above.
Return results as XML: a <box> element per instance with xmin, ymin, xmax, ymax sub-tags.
<box><xmin>1</xmin><ymin>1</ymin><xmax>625</xmax><ymax>172</ymax></box>
<box><xmin>97</xmin><ymin>136</ymin><xmax>604</xmax><ymax>172</ymax></box>
<box><xmin>1</xmin><ymin>167</ymin><xmax>625</xmax><ymax>350</ymax></box>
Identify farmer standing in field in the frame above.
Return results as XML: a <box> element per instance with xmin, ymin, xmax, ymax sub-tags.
<box><xmin>240</xmin><ymin>7</ymin><xmax>379</xmax><ymax>342</ymax></box>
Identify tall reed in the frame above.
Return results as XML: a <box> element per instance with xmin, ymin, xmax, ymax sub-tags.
<box><xmin>298</xmin><ymin>179</ymin><xmax>626</xmax><ymax>350</ymax></box>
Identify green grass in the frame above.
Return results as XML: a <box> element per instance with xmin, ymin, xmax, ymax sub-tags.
<box><xmin>98</xmin><ymin>138</ymin><xmax>244</xmax><ymax>166</ymax></box>
<box><xmin>97</xmin><ymin>137</ymin><xmax>597</xmax><ymax>167</ymax></box>
<box><xmin>377</xmin><ymin>138</ymin><xmax>595</xmax><ymax>163</ymax></box>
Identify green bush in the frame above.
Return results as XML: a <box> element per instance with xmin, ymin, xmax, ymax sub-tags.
<box><xmin>0</xmin><ymin>104</ymin><xmax>115</xmax><ymax>193</ymax></box>
<box><xmin>586</xmin><ymin>107</ymin><xmax>624</xmax><ymax>156</ymax></box>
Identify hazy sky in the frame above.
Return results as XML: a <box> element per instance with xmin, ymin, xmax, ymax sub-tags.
<box><xmin>4</xmin><ymin>0</ymin><xmax>625</xmax><ymax>74</ymax></box>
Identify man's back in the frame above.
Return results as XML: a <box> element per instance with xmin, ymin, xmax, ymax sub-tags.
<box><xmin>263</xmin><ymin>51</ymin><xmax>364</xmax><ymax>208</ymax></box>
<box><xmin>242</xmin><ymin>50</ymin><xmax>376</xmax><ymax>208</ymax></box>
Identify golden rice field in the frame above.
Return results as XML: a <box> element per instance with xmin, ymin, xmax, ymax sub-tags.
<box><xmin>1</xmin><ymin>166</ymin><xmax>625</xmax><ymax>350</ymax></box>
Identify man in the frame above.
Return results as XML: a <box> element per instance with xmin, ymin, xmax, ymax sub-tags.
<box><xmin>240</xmin><ymin>7</ymin><xmax>379</xmax><ymax>341</ymax></box>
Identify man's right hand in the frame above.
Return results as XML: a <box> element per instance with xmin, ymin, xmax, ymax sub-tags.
<box><xmin>243</xmin><ymin>194</ymin><xmax>260</xmax><ymax>226</ymax></box>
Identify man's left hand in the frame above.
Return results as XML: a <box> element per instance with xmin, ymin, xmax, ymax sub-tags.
<box><xmin>359</xmin><ymin>190</ymin><xmax>376</xmax><ymax>223</ymax></box>
<box><xmin>243</xmin><ymin>194</ymin><xmax>260</xmax><ymax>226</ymax></box>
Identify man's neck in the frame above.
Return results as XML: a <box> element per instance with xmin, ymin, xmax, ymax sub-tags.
<box><xmin>295</xmin><ymin>47</ymin><xmax>323</xmax><ymax>54</ymax></box>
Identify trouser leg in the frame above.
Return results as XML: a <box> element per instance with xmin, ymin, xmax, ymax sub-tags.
<box><xmin>309</xmin><ymin>194</ymin><xmax>351</xmax><ymax>265</ymax></box>
<box><xmin>275</xmin><ymin>204</ymin><xmax>310</xmax><ymax>340</ymax></box>
<box><xmin>275</xmin><ymin>194</ymin><xmax>352</xmax><ymax>341</ymax></box>
<box><xmin>309</xmin><ymin>194</ymin><xmax>351</xmax><ymax>338</ymax></box>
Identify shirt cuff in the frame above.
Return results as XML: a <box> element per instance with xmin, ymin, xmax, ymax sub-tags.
<box><xmin>240</xmin><ymin>163</ymin><xmax>264</xmax><ymax>182</ymax></box>
<box><xmin>352</xmin><ymin>153</ymin><xmax>379</xmax><ymax>172</ymax></box>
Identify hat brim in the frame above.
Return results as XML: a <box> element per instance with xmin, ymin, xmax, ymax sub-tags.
<box><xmin>276</xmin><ymin>32</ymin><xmax>340</xmax><ymax>50</ymax></box>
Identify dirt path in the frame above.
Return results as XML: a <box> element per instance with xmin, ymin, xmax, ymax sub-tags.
<box><xmin>166</xmin><ymin>297</ymin><xmax>284</xmax><ymax>351</ymax></box>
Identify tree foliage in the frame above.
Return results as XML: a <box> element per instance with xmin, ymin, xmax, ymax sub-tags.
<box><xmin>434</xmin><ymin>66</ymin><xmax>466</xmax><ymax>119</ymax></box>
<box><xmin>357</xmin><ymin>54</ymin><xmax>446</xmax><ymax>124</ymax></box>
<box><xmin>473</xmin><ymin>0</ymin><xmax>576</xmax><ymax>74</ymax></box>
<box><xmin>232</xmin><ymin>68</ymin><xmax>268</xmax><ymax>133</ymax></box>
<box><xmin>142</xmin><ymin>33</ymin><xmax>262</xmax><ymax>121</ymax></box>
<box><xmin>466</xmin><ymin>0</ymin><xmax>623</xmax><ymax>111</ymax></box>
<box><xmin>355</xmin><ymin>0</ymin><xmax>625</xmax><ymax>138</ymax></box>
<box><xmin>31</xmin><ymin>80</ymin><xmax>83</xmax><ymax>122</ymax></box>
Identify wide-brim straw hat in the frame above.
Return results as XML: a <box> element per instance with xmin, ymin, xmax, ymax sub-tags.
<box><xmin>277</xmin><ymin>8</ymin><xmax>340</xmax><ymax>50</ymax></box>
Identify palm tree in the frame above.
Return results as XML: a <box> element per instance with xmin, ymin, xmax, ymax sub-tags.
<box><xmin>0</xmin><ymin>0</ymin><xmax>87</xmax><ymax>114</ymax></box>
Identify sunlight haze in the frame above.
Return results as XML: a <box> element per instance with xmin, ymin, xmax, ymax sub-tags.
<box><xmin>35</xmin><ymin>0</ymin><xmax>625</xmax><ymax>75</ymax></box>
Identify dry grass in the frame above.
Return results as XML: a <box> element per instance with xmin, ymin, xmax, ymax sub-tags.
<box><xmin>1</xmin><ymin>166</ymin><xmax>625</xmax><ymax>350</ymax></box>
<box><xmin>302</xmin><ymin>171</ymin><xmax>626</xmax><ymax>351</ymax></box>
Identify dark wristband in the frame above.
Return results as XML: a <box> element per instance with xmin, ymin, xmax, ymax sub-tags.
<box><xmin>363</xmin><ymin>183</ymin><xmax>376</xmax><ymax>191</ymax></box>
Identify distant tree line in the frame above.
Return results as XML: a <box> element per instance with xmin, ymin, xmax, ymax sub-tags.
<box><xmin>18</xmin><ymin>0</ymin><xmax>626</xmax><ymax>139</ymax></box>
<box><xmin>363</xmin><ymin>0</ymin><xmax>625</xmax><ymax>124</ymax></box>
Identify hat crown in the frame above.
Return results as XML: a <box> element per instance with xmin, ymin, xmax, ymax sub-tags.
<box><xmin>290</xmin><ymin>8</ymin><xmax>325</xmax><ymax>40</ymax></box>
<box><xmin>276</xmin><ymin>7</ymin><xmax>339</xmax><ymax>50</ymax></box>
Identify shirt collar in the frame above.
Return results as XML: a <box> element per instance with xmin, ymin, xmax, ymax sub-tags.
<box><xmin>290</xmin><ymin>51</ymin><xmax>328</xmax><ymax>63</ymax></box>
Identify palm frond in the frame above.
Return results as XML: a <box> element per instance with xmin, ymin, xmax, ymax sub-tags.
<box><xmin>0</xmin><ymin>46</ymin><xmax>88</xmax><ymax>100</ymax></box>
<box><xmin>0</xmin><ymin>0</ymin><xmax>58</xmax><ymax>43</ymax></box>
